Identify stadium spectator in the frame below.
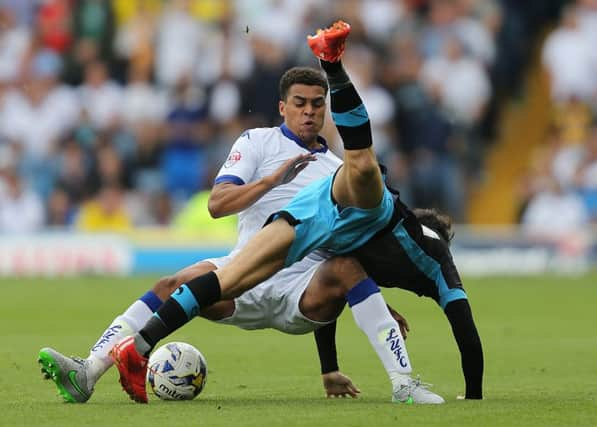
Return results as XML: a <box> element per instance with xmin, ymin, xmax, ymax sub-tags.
<box><xmin>129</xmin><ymin>113</ymin><xmax>165</xmax><ymax>197</ymax></box>
<box><xmin>55</xmin><ymin>136</ymin><xmax>91</xmax><ymax>203</ymax></box>
<box><xmin>420</xmin><ymin>36</ymin><xmax>491</xmax><ymax>127</ymax></box>
<box><xmin>453</xmin><ymin>0</ymin><xmax>499</xmax><ymax>67</ymax></box>
<box><xmin>573</xmin><ymin>125</ymin><xmax>597</xmax><ymax>221</ymax></box>
<box><xmin>72</xmin><ymin>0</ymin><xmax>115</xmax><ymax>65</ymax></box>
<box><xmin>240</xmin><ymin>34</ymin><xmax>290</xmax><ymax>127</ymax></box>
<box><xmin>162</xmin><ymin>75</ymin><xmax>211</xmax><ymax>200</ymax></box>
<box><xmin>542</xmin><ymin>4</ymin><xmax>597</xmax><ymax>103</ymax></box>
<box><xmin>0</xmin><ymin>7</ymin><xmax>31</xmax><ymax>84</ymax></box>
<box><xmin>551</xmin><ymin>97</ymin><xmax>593</xmax><ymax>147</ymax></box>
<box><xmin>385</xmin><ymin>33</ymin><xmax>466</xmax><ymax>220</ymax></box>
<box><xmin>36</xmin><ymin>0</ymin><xmax>72</xmax><ymax>54</ymax></box>
<box><xmin>76</xmin><ymin>183</ymin><xmax>132</xmax><ymax>232</ymax></box>
<box><xmin>0</xmin><ymin>146</ymin><xmax>44</xmax><ymax>233</ymax></box>
<box><xmin>521</xmin><ymin>177</ymin><xmax>589</xmax><ymax>236</ymax></box>
<box><xmin>46</xmin><ymin>186</ymin><xmax>76</xmax><ymax>227</ymax></box>
<box><xmin>519</xmin><ymin>123</ymin><xmax>592</xmax><ymax>232</ymax></box>
<box><xmin>0</xmin><ymin>48</ymin><xmax>79</xmax><ymax>199</ymax></box>
<box><xmin>529</xmin><ymin>2</ymin><xmax>597</xmax><ymax>226</ymax></box>
<box><xmin>78</xmin><ymin>60</ymin><xmax>123</xmax><ymax>131</ymax></box>
<box><xmin>0</xmin><ymin>0</ymin><xmax>37</xmax><ymax>27</ymax></box>
<box><xmin>0</xmin><ymin>0</ymin><xmax>567</xmax><ymax>231</ymax></box>
<box><xmin>154</xmin><ymin>0</ymin><xmax>202</xmax><ymax>87</ymax></box>
<box><xmin>87</xmin><ymin>140</ymin><xmax>132</xmax><ymax>194</ymax></box>
<box><xmin>121</xmin><ymin>65</ymin><xmax>167</xmax><ymax>127</ymax></box>
<box><xmin>113</xmin><ymin>1</ymin><xmax>158</xmax><ymax>80</ymax></box>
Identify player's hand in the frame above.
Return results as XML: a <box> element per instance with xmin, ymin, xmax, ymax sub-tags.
<box><xmin>268</xmin><ymin>154</ymin><xmax>317</xmax><ymax>187</ymax></box>
<box><xmin>322</xmin><ymin>371</ymin><xmax>361</xmax><ymax>398</ymax></box>
<box><xmin>387</xmin><ymin>304</ymin><xmax>410</xmax><ymax>340</ymax></box>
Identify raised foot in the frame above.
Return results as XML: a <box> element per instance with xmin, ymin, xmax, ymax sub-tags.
<box><xmin>307</xmin><ymin>20</ymin><xmax>351</xmax><ymax>63</ymax></box>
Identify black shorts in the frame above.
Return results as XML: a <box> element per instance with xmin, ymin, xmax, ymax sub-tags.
<box><xmin>350</xmin><ymin>202</ymin><xmax>467</xmax><ymax>309</ymax></box>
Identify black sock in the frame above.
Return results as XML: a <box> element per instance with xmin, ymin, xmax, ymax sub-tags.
<box><xmin>320</xmin><ymin>60</ymin><xmax>372</xmax><ymax>150</ymax></box>
<box><xmin>319</xmin><ymin>59</ymin><xmax>350</xmax><ymax>90</ymax></box>
<box><xmin>137</xmin><ymin>272</ymin><xmax>222</xmax><ymax>355</ymax></box>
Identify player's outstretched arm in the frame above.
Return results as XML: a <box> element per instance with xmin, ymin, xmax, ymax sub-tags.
<box><xmin>208</xmin><ymin>153</ymin><xmax>316</xmax><ymax>218</ymax></box>
<box><xmin>444</xmin><ymin>299</ymin><xmax>484</xmax><ymax>399</ymax></box>
<box><xmin>314</xmin><ymin>321</ymin><xmax>360</xmax><ymax>398</ymax></box>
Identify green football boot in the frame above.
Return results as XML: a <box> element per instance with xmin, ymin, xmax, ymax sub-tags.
<box><xmin>38</xmin><ymin>347</ymin><xmax>94</xmax><ymax>403</ymax></box>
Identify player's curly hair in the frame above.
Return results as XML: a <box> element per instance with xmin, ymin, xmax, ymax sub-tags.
<box><xmin>279</xmin><ymin>67</ymin><xmax>328</xmax><ymax>101</ymax></box>
<box><xmin>413</xmin><ymin>208</ymin><xmax>455</xmax><ymax>244</ymax></box>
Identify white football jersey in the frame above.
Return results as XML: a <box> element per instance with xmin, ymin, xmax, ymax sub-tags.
<box><xmin>214</xmin><ymin>124</ymin><xmax>342</xmax><ymax>251</ymax></box>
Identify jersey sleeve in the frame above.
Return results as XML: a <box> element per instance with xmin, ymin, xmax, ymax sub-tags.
<box><xmin>214</xmin><ymin>130</ymin><xmax>261</xmax><ymax>186</ymax></box>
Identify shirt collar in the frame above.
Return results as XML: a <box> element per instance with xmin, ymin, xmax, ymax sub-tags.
<box><xmin>280</xmin><ymin>123</ymin><xmax>328</xmax><ymax>153</ymax></box>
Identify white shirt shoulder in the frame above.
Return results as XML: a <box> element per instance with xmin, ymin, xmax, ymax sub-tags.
<box><xmin>214</xmin><ymin>126</ymin><xmax>342</xmax><ymax>250</ymax></box>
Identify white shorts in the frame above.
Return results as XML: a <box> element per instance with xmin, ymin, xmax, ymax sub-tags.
<box><xmin>200</xmin><ymin>252</ymin><xmax>332</xmax><ymax>335</ymax></box>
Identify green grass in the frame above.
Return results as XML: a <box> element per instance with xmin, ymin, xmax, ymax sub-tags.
<box><xmin>1</xmin><ymin>274</ymin><xmax>597</xmax><ymax>426</ymax></box>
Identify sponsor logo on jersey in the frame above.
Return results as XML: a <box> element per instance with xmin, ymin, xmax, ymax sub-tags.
<box><xmin>224</xmin><ymin>150</ymin><xmax>242</xmax><ymax>168</ymax></box>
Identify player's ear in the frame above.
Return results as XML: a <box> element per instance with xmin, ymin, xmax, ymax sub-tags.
<box><xmin>279</xmin><ymin>99</ymin><xmax>286</xmax><ymax>117</ymax></box>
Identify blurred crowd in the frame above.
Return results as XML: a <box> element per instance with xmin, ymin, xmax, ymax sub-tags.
<box><xmin>0</xmin><ymin>0</ymin><xmax>563</xmax><ymax>234</ymax></box>
<box><xmin>520</xmin><ymin>0</ymin><xmax>597</xmax><ymax>235</ymax></box>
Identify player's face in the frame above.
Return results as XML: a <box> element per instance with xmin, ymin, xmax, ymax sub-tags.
<box><xmin>279</xmin><ymin>84</ymin><xmax>326</xmax><ymax>145</ymax></box>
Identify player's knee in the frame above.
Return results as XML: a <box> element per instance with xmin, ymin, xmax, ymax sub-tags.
<box><xmin>152</xmin><ymin>275</ymin><xmax>181</xmax><ymax>299</ymax></box>
<box><xmin>346</xmin><ymin>156</ymin><xmax>380</xmax><ymax>187</ymax></box>
<box><xmin>320</xmin><ymin>256</ymin><xmax>366</xmax><ymax>296</ymax></box>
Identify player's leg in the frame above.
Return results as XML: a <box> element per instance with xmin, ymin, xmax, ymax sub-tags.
<box><xmin>300</xmin><ymin>256</ymin><xmax>444</xmax><ymax>403</ymax></box>
<box><xmin>299</xmin><ymin>256</ymin><xmax>357</xmax><ymax>322</ymax></box>
<box><xmin>308</xmin><ymin>23</ymin><xmax>384</xmax><ymax>209</ymax></box>
<box><xmin>352</xmin><ymin>207</ymin><xmax>483</xmax><ymax>400</ymax></box>
<box><xmin>38</xmin><ymin>260</ymin><xmax>225</xmax><ymax>403</ymax></box>
<box><xmin>324</xmin><ymin>60</ymin><xmax>385</xmax><ymax>210</ymax></box>
<box><xmin>137</xmin><ymin>220</ymin><xmax>294</xmax><ymax>348</ymax></box>
<box><xmin>111</xmin><ymin>219</ymin><xmax>296</xmax><ymax>402</ymax></box>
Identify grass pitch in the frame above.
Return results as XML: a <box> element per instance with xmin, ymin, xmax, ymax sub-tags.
<box><xmin>1</xmin><ymin>273</ymin><xmax>596</xmax><ymax>426</ymax></box>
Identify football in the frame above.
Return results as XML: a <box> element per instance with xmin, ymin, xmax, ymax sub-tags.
<box><xmin>146</xmin><ymin>341</ymin><xmax>208</xmax><ymax>401</ymax></box>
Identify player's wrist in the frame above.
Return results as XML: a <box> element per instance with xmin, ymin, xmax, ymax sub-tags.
<box><xmin>320</xmin><ymin>362</ymin><xmax>339</xmax><ymax>375</ymax></box>
<box><xmin>260</xmin><ymin>175</ymin><xmax>278</xmax><ymax>190</ymax></box>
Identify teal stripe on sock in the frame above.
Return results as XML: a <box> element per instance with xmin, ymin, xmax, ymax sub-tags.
<box><xmin>171</xmin><ymin>284</ymin><xmax>200</xmax><ymax>319</ymax></box>
<box><xmin>332</xmin><ymin>104</ymin><xmax>369</xmax><ymax>127</ymax></box>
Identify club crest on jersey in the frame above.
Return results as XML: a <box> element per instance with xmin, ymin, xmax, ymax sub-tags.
<box><xmin>224</xmin><ymin>151</ymin><xmax>242</xmax><ymax>168</ymax></box>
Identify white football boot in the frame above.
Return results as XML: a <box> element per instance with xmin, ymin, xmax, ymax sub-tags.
<box><xmin>392</xmin><ymin>375</ymin><xmax>445</xmax><ymax>404</ymax></box>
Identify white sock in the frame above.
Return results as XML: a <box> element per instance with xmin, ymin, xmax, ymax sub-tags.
<box><xmin>347</xmin><ymin>278</ymin><xmax>412</xmax><ymax>389</ymax></box>
<box><xmin>87</xmin><ymin>293</ymin><xmax>161</xmax><ymax>384</ymax></box>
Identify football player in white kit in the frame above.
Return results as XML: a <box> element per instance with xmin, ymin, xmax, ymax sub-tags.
<box><xmin>38</xmin><ymin>66</ymin><xmax>373</xmax><ymax>403</ymax></box>
<box><xmin>109</xmin><ymin>22</ymin><xmax>446</xmax><ymax>405</ymax></box>
<box><xmin>40</xmin><ymin>36</ymin><xmax>443</xmax><ymax>404</ymax></box>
